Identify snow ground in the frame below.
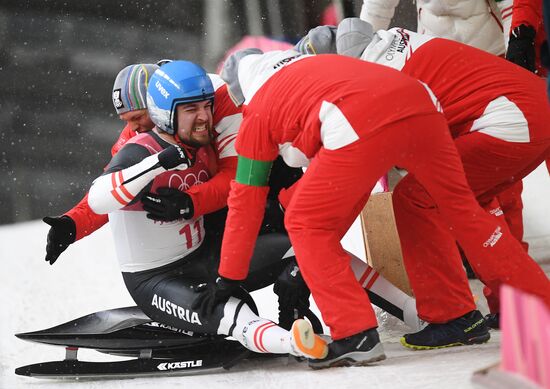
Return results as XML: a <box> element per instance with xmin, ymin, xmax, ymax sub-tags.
<box><xmin>0</xmin><ymin>221</ymin><xmax>502</xmax><ymax>389</ymax></box>
<box><xmin>1</xmin><ymin>163</ymin><xmax>549</xmax><ymax>389</ymax></box>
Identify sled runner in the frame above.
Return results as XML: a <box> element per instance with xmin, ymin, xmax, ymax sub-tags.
<box><xmin>15</xmin><ymin>305</ymin><xmax>324</xmax><ymax>379</ymax></box>
<box><xmin>15</xmin><ymin>306</ymin><xmax>258</xmax><ymax>379</ymax></box>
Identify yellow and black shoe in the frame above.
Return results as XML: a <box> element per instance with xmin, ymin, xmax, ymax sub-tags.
<box><xmin>400</xmin><ymin>310</ymin><xmax>490</xmax><ymax>350</ymax></box>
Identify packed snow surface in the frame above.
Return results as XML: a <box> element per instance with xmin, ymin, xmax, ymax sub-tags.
<box><xmin>2</xmin><ymin>163</ymin><xmax>549</xmax><ymax>388</ymax></box>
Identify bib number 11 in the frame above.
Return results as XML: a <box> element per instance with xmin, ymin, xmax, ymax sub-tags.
<box><xmin>179</xmin><ymin>220</ymin><xmax>203</xmax><ymax>249</ymax></box>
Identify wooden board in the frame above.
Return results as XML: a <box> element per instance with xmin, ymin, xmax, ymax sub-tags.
<box><xmin>360</xmin><ymin>192</ymin><xmax>413</xmax><ymax>296</ymax></box>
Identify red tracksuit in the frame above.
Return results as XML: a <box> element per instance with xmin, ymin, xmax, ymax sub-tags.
<box><xmin>500</xmin><ymin>0</ymin><xmax>547</xmax><ymax>255</ymax></box>
<box><xmin>389</xmin><ymin>37</ymin><xmax>550</xmax><ymax>322</ymax></box>
<box><xmin>217</xmin><ymin>53</ymin><xmax>544</xmax><ymax>339</ymax></box>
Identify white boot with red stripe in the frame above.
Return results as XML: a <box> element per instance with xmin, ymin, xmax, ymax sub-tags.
<box><xmin>219</xmin><ymin>299</ymin><xmax>327</xmax><ymax>359</ymax></box>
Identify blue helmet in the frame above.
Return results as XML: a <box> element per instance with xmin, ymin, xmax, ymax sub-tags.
<box><xmin>146</xmin><ymin>60</ymin><xmax>214</xmax><ymax>135</ymax></box>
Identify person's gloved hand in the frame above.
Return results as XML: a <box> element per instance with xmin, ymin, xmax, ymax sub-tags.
<box><xmin>273</xmin><ymin>260</ymin><xmax>311</xmax><ymax>330</ymax></box>
<box><xmin>43</xmin><ymin>216</ymin><xmax>76</xmax><ymax>265</ymax></box>
<box><xmin>192</xmin><ymin>276</ymin><xmax>241</xmax><ymax>318</ymax></box>
<box><xmin>259</xmin><ymin>198</ymin><xmax>285</xmax><ymax>234</ymax></box>
<box><xmin>157</xmin><ymin>144</ymin><xmax>195</xmax><ymax>170</ymax></box>
<box><xmin>142</xmin><ymin>188</ymin><xmax>194</xmax><ymax>221</ymax></box>
<box><xmin>506</xmin><ymin>24</ymin><xmax>537</xmax><ymax>72</ymax></box>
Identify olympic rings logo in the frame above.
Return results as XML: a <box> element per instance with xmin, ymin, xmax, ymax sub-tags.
<box><xmin>168</xmin><ymin>170</ymin><xmax>210</xmax><ymax>191</ymax></box>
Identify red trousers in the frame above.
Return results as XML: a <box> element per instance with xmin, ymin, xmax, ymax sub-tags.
<box><xmin>285</xmin><ymin>113</ymin><xmax>537</xmax><ymax>339</ymax></box>
<box><xmin>393</xmin><ymin>132</ymin><xmax>550</xmax><ymax>323</ymax></box>
<box><xmin>495</xmin><ymin>181</ymin><xmax>528</xmax><ymax>252</ymax></box>
<box><xmin>483</xmin><ymin>181</ymin><xmax>528</xmax><ymax>313</ymax></box>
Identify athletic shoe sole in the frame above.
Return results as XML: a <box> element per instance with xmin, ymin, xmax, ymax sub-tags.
<box><xmin>308</xmin><ymin>342</ymin><xmax>386</xmax><ymax>370</ymax></box>
<box><xmin>399</xmin><ymin>332</ymin><xmax>491</xmax><ymax>350</ymax></box>
<box><xmin>291</xmin><ymin>319</ymin><xmax>328</xmax><ymax>359</ymax></box>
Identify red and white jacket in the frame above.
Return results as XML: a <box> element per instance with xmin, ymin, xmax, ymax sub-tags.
<box><xmin>218</xmin><ymin>51</ymin><xmax>441</xmax><ymax>280</ymax></box>
<box><xmin>357</xmin><ymin>28</ymin><xmax>550</xmax><ymax>143</ymax></box>
<box><xmin>87</xmin><ymin>75</ymin><xmax>241</xmax><ymax>272</ymax></box>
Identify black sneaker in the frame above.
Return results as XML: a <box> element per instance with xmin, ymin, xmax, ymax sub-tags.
<box><xmin>400</xmin><ymin>310</ymin><xmax>490</xmax><ymax>350</ymax></box>
<box><xmin>484</xmin><ymin>313</ymin><xmax>500</xmax><ymax>330</ymax></box>
<box><xmin>308</xmin><ymin>328</ymin><xmax>386</xmax><ymax>369</ymax></box>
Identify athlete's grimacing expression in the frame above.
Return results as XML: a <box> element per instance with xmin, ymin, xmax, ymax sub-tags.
<box><xmin>119</xmin><ymin>109</ymin><xmax>155</xmax><ymax>133</ymax></box>
<box><xmin>175</xmin><ymin>100</ymin><xmax>214</xmax><ymax>148</ymax></box>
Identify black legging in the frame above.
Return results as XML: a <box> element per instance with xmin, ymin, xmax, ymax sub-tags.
<box><xmin>122</xmin><ymin>230</ymin><xmax>292</xmax><ymax>334</ymax></box>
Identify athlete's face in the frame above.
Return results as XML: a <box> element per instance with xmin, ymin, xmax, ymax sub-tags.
<box><xmin>175</xmin><ymin>100</ymin><xmax>213</xmax><ymax>148</ymax></box>
<box><xmin>119</xmin><ymin>109</ymin><xmax>155</xmax><ymax>133</ymax></box>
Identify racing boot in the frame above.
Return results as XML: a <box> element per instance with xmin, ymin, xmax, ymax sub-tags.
<box><xmin>308</xmin><ymin>327</ymin><xmax>385</xmax><ymax>369</ymax></box>
<box><xmin>289</xmin><ymin>319</ymin><xmax>328</xmax><ymax>360</ymax></box>
<box><xmin>274</xmin><ymin>259</ymin><xmax>311</xmax><ymax>330</ymax></box>
<box><xmin>400</xmin><ymin>310</ymin><xmax>490</xmax><ymax>350</ymax></box>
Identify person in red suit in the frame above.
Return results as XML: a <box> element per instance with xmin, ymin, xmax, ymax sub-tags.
<box><xmin>192</xmin><ymin>48</ymin><xmax>550</xmax><ymax>368</ymax></box>
<box><xmin>43</xmin><ymin>63</ymin><xmax>159</xmax><ymax>265</ymax></box>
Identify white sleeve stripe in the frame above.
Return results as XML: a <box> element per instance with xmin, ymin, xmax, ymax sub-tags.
<box><xmin>217</xmin><ymin>133</ymin><xmax>238</xmax><ymax>148</ymax></box>
<box><xmin>214</xmin><ymin>113</ymin><xmax>241</xmax><ymax>158</ymax></box>
<box><xmin>218</xmin><ymin>137</ymin><xmax>238</xmax><ymax>158</ymax></box>
<box><xmin>471</xmin><ymin>96</ymin><xmax>530</xmax><ymax>143</ymax></box>
<box><xmin>215</xmin><ymin>113</ymin><xmax>242</xmax><ymax>136</ymax></box>
<box><xmin>218</xmin><ymin>133</ymin><xmax>237</xmax><ymax>150</ymax></box>
<box><xmin>319</xmin><ymin>101</ymin><xmax>359</xmax><ymax>150</ymax></box>
<box><xmin>418</xmin><ymin>81</ymin><xmax>443</xmax><ymax>113</ymax></box>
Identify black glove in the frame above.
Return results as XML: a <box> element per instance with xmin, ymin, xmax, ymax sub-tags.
<box><xmin>142</xmin><ymin>187</ymin><xmax>194</xmax><ymax>221</ymax></box>
<box><xmin>157</xmin><ymin>144</ymin><xmax>195</xmax><ymax>170</ymax></box>
<box><xmin>273</xmin><ymin>260</ymin><xmax>311</xmax><ymax>330</ymax></box>
<box><xmin>259</xmin><ymin>198</ymin><xmax>285</xmax><ymax>234</ymax></box>
<box><xmin>506</xmin><ymin>24</ymin><xmax>537</xmax><ymax>72</ymax></box>
<box><xmin>43</xmin><ymin>216</ymin><xmax>76</xmax><ymax>265</ymax></box>
<box><xmin>192</xmin><ymin>276</ymin><xmax>241</xmax><ymax>318</ymax></box>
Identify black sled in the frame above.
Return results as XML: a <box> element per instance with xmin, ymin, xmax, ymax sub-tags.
<box><xmin>14</xmin><ymin>306</ymin><xmax>263</xmax><ymax>379</ymax></box>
